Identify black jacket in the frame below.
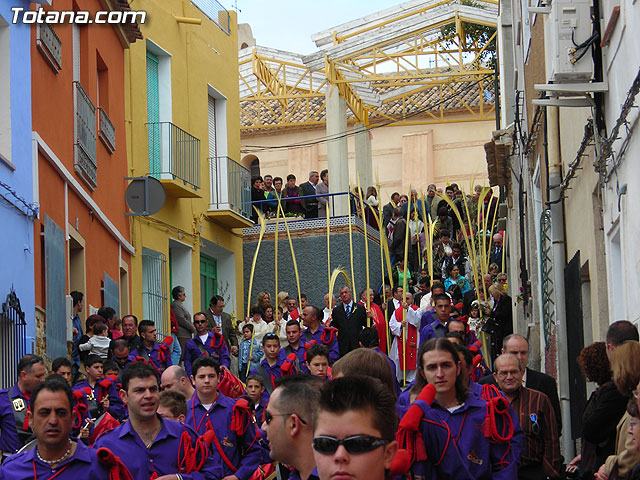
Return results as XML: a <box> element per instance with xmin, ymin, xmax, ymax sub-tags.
<box><xmin>388</xmin><ymin>217</ymin><xmax>406</xmax><ymax>258</ymax></box>
<box><xmin>331</xmin><ymin>302</ymin><xmax>368</xmax><ymax>356</ymax></box>
<box><xmin>479</xmin><ymin>367</ymin><xmax>563</xmax><ymax>435</ymax></box>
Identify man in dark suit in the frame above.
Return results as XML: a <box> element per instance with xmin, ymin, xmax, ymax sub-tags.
<box><xmin>203</xmin><ymin>295</ymin><xmax>238</xmax><ymax>357</ymax></box>
<box><xmin>299</xmin><ymin>170</ymin><xmax>320</xmax><ymax>218</ymax></box>
<box><xmin>489</xmin><ymin>232</ymin><xmax>504</xmax><ymax>270</ymax></box>
<box><xmin>331</xmin><ymin>286</ymin><xmax>368</xmax><ymax>357</ymax></box>
<box><xmin>479</xmin><ymin>333</ymin><xmax>562</xmax><ymax>435</ymax></box>
<box><xmin>382</xmin><ymin>192</ymin><xmax>400</xmax><ymax>228</ymax></box>
<box><xmin>388</xmin><ymin>207</ymin><xmax>406</xmax><ymax>263</ymax></box>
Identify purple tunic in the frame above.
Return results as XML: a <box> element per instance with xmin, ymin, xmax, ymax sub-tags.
<box><xmin>0</xmin><ymin>441</ymin><xmax>111</xmax><ymax>480</ymax></box>
<box><xmin>184</xmin><ymin>332</ymin><xmax>231</xmax><ymax>376</ymax></box>
<box><xmin>94</xmin><ymin>416</ymin><xmax>220</xmax><ymax>480</ymax></box>
<box><xmin>0</xmin><ymin>385</ymin><xmax>28</xmax><ymax>454</ymax></box>
<box><xmin>301</xmin><ymin>325</ymin><xmax>339</xmax><ymax>364</ymax></box>
<box><xmin>73</xmin><ymin>379</ymin><xmax>125</xmax><ymax>421</ymax></box>
<box><xmin>185</xmin><ymin>391</ymin><xmax>269</xmax><ymax>480</ymax></box>
<box><xmin>128</xmin><ymin>342</ymin><xmax>173</xmax><ymax>375</ymax></box>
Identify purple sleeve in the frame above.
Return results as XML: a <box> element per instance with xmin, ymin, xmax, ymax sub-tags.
<box><xmin>218</xmin><ymin>342</ymin><xmax>231</xmax><ymax>368</ymax></box>
<box><xmin>234</xmin><ymin>420</ymin><xmax>271</xmax><ymax>480</ymax></box>
<box><xmin>184</xmin><ymin>341</ymin><xmax>196</xmax><ymax>377</ymax></box>
<box><xmin>107</xmin><ymin>383</ymin><xmax>125</xmax><ymax>421</ymax></box>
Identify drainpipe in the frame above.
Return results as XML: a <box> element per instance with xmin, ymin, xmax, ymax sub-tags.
<box><xmin>545</xmin><ymin>106</ymin><xmax>574</xmax><ymax>459</ymax></box>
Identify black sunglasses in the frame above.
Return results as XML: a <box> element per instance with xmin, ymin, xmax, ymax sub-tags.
<box><xmin>264</xmin><ymin>333</ymin><xmax>279</xmax><ymax>340</ymax></box>
<box><xmin>312</xmin><ymin>435</ymin><xmax>388</xmax><ymax>455</ymax></box>
<box><xmin>264</xmin><ymin>410</ymin><xmax>307</xmax><ymax>425</ymax></box>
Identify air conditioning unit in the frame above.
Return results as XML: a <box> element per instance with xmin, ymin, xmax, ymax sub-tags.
<box><xmin>544</xmin><ymin>0</ymin><xmax>593</xmax><ymax>83</ymax></box>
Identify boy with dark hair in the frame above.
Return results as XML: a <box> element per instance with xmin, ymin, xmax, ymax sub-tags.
<box><xmin>278</xmin><ymin>320</ymin><xmax>307</xmax><ymax>373</ymax></box>
<box><xmin>185</xmin><ymin>357</ymin><xmax>269</xmax><ymax>479</ymax></box>
<box><xmin>52</xmin><ymin>357</ymin><xmax>72</xmax><ymax>385</ymax></box>
<box><xmin>102</xmin><ymin>360</ymin><xmax>120</xmax><ymax>379</ymax></box>
<box><xmin>239</xmin><ymin>324</ymin><xmax>264</xmax><ymax>382</ymax></box>
<box><xmin>251</xmin><ymin>333</ymin><xmax>298</xmax><ymax>396</ymax></box>
<box><xmin>73</xmin><ymin>354</ymin><xmax>125</xmax><ymax>421</ymax></box>
<box><xmin>245</xmin><ymin>374</ymin><xmax>266</xmax><ymax>423</ymax></box>
<box><xmin>312</xmin><ymin>376</ymin><xmax>399</xmax><ymax>480</ymax></box>
<box><xmin>305</xmin><ymin>344</ymin><xmax>330</xmax><ymax>380</ymax></box>
<box><xmin>157</xmin><ymin>390</ymin><xmax>187</xmax><ymax>422</ymax></box>
<box><xmin>96</xmin><ymin>363</ymin><xmax>219</xmax><ymax>479</ymax></box>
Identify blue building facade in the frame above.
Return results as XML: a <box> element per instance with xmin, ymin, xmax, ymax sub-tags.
<box><xmin>0</xmin><ymin>0</ymin><xmax>37</xmax><ymax>388</ymax></box>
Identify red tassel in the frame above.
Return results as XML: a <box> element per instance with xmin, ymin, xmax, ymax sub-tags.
<box><xmin>157</xmin><ymin>336</ymin><xmax>173</xmax><ymax>364</ymax></box>
<box><xmin>281</xmin><ymin>353</ymin><xmax>298</xmax><ymax>375</ymax></box>
<box><xmin>389</xmin><ymin>449</ymin><xmax>412</xmax><ymax>476</ymax></box>
<box><xmin>416</xmin><ymin>383</ymin><xmax>436</xmax><ymax>405</ymax></box>
<box><xmin>96</xmin><ymin>447</ymin><xmax>135</xmax><ymax>480</ymax></box>
<box><xmin>230</xmin><ymin>398</ymin><xmax>251</xmax><ymax>435</ymax></box>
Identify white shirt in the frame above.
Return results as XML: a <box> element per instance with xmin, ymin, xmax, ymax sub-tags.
<box><xmin>199</xmin><ymin>333</ymin><xmax>209</xmax><ymax>344</ymax></box>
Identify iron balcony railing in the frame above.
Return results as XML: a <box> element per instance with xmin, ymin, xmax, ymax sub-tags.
<box><xmin>142</xmin><ymin>248</ymin><xmax>170</xmax><ymax>339</ymax></box>
<box><xmin>74</xmin><ymin>81</ymin><xmax>97</xmax><ymax>187</ymax></box>
<box><xmin>191</xmin><ymin>0</ymin><xmax>230</xmax><ymax>34</ymax></box>
<box><xmin>209</xmin><ymin>156</ymin><xmax>251</xmax><ymax>219</ymax></box>
<box><xmin>36</xmin><ymin>23</ymin><xmax>62</xmax><ymax>72</ymax></box>
<box><xmin>147</xmin><ymin>122</ymin><xmax>201</xmax><ymax>190</ymax></box>
<box><xmin>98</xmin><ymin>107</ymin><xmax>116</xmax><ymax>153</ymax></box>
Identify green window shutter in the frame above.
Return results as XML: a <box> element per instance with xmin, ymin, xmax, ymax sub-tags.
<box><xmin>146</xmin><ymin>51</ymin><xmax>160</xmax><ymax>175</ymax></box>
<box><xmin>200</xmin><ymin>254</ymin><xmax>217</xmax><ymax>312</ymax></box>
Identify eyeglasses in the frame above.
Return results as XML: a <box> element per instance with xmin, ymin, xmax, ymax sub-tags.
<box><xmin>312</xmin><ymin>435</ymin><xmax>389</xmax><ymax>455</ymax></box>
<box><xmin>496</xmin><ymin>369</ymin><xmax>520</xmax><ymax>378</ymax></box>
<box><xmin>630</xmin><ymin>420</ymin><xmax>640</xmax><ymax>428</ymax></box>
<box><xmin>530</xmin><ymin>413</ymin><xmax>540</xmax><ymax>435</ymax></box>
<box><xmin>263</xmin><ymin>410</ymin><xmax>307</xmax><ymax>425</ymax></box>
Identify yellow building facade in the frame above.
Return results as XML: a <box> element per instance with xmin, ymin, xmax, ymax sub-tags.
<box><xmin>126</xmin><ymin>0</ymin><xmax>251</xmax><ymax>336</ymax></box>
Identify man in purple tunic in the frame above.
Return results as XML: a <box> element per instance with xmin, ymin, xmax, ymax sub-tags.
<box><xmin>0</xmin><ymin>376</ymin><xmax>116</xmax><ymax>479</ymax></box>
<box><xmin>183</xmin><ymin>312</ymin><xmax>231</xmax><ymax>377</ymax></box>
<box><xmin>95</xmin><ymin>363</ymin><xmax>220</xmax><ymax>480</ymax></box>
<box><xmin>128</xmin><ymin>320</ymin><xmax>173</xmax><ymax>377</ymax></box>
<box><xmin>300</xmin><ymin>306</ymin><xmax>339</xmax><ymax>364</ymax></box>
<box><xmin>185</xmin><ymin>356</ymin><xmax>269</xmax><ymax>480</ymax></box>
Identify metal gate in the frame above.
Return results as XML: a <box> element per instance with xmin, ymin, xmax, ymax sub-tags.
<box><xmin>0</xmin><ymin>288</ymin><xmax>28</xmax><ymax>389</ymax></box>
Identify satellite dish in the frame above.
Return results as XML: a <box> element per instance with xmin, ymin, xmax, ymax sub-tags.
<box><xmin>125</xmin><ymin>176</ymin><xmax>166</xmax><ymax>216</ymax></box>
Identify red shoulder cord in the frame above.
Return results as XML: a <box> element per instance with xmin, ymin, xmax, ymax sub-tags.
<box><xmin>209</xmin><ymin>332</ymin><xmax>224</xmax><ymax>349</ymax></box>
<box><xmin>280</xmin><ymin>353</ymin><xmax>298</xmax><ymax>376</ymax></box>
<box><xmin>134</xmin><ymin>355</ymin><xmax>162</xmax><ymax>377</ymax></box>
<box><xmin>96</xmin><ymin>447</ymin><xmax>135</xmax><ymax>480</ymax></box>
<box><xmin>156</xmin><ymin>336</ymin><xmax>174</xmax><ymax>364</ymax></box>
<box><xmin>98</xmin><ymin>375</ymin><xmax>119</xmax><ymax>403</ymax></box>
<box><xmin>32</xmin><ymin>461</ymin><xmax>70</xmax><ymax>480</ymax></box>
<box><xmin>231</xmin><ymin>398</ymin><xmax>251</xmax><ymax>436</ymax></box>
<box><xmin>482</xmin><ymin>395</ymin><xmax>514</xmax><ymax>443</ymax></box>
<box><xmin>303</xmin><ymin>340</ymin><xmax>317</xmax><ymax>361</ymax></box>
<box><xmin>177</xmin><ymin>427</ymin><xmax>212</xmax><ymax>474</ymax></box>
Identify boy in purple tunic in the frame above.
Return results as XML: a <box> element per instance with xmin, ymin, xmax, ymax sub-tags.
<box><xmin>401</xmin><ymin>338</ymin><xmax>519</xmax><ymax>480</ymax></box>
<box><xmin>183</xmin><ymin>312</ymin><xmax>231</xmax><ymax>377</ymax></box>
<box><xmin>251</xmin><ymin>333</ymin><xmax>299</xmax><ymax>396</ymax></box>
<box><xmin>73</xmin><ymin>355</ymin><xmax>125</xmax><ymax>422</ymax></box>
<box><xmin>185</xmin><ymin>357</ymin><xmax>270</xmax><ymax>480</ymax></box>
<box><xmin>95</xmin><ymin>362</ymin><xmax>219</xmax><ymax>480</ymax></box>
<box><xmin>128</xmin><ymin>320</ymin><xmax>173</xmax><ymax>377</ymax></box>
<box><xmin>0</xmin><ymin>376</ymin><xmax>119</xmax><ymax>480</ymax></box>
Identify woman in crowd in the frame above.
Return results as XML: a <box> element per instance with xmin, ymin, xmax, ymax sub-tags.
<box><xmin>365</xmin><ymin>186</ymin><xmax>379</xmax><ymax>208</ymax></box>
<box><xmin>255</xmin><ymin>291</ymin><xmax>272</xmax><ymax>311</ymax></box>
<box><xmin>596</xmin><ymin>340</ymin><xmax>640</xmax><ymax>480</ymax></box>
<box><xmin>444</xmin><ymin>264</ymin><xmax>471</xmax><ymax>296</ymax></box>
<box><xmin>250</xmin><ymin>176</ymin><xmax>264</xmax><ymax>222</ymax></box>
<box><xmin>567</xmin><ymin>342</ymin><xmax>628</xmax><ymax>479</ymax></box>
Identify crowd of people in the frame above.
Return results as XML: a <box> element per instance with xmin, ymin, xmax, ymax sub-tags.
<box><xmin>1</xmin><ymin>178</ymin><xmax>639</xmax><ymax>480</ymax></box>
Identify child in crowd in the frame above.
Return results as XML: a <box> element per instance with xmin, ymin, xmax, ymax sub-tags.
<box><xmin>245</xmin><ymin>374</ymin><xmax>267</xmax><ymax>424</ymax></box>
<box><xmin>79</xmin><ymin>322</ymin><xmax>110</xmax><ymax>360</ymax></box>
<box><xmin>305</xmin><ymin>343</ymin><xmax>330</xmax><ymax>380</ymax></box>
<box><xmin>270</xmin><ymin>306</ymin><xmax>287</xmax><ymax>343</ymax></box>
<box><xmin>103</xmin><ymin>360</ymin><xmax>120</xmax><ymax>378</ymax></box>
<box><xmin>239</xmin><ymin>306</ymin><xmax>270</xmax><ymax>344</ymax></box>
<box><xmin>239</xmin><ymin>324</ymin><xmax>263</xmax><ymax>382</ymax></box>
<box><xmin>251</xmin><ymin>332</ymin><xmax>297</xmax><ymax>397</ymax></box>
<box><xmin>110</xmin><ymin>317</ymin><xmax>123</xmax><ymax>339</ymax></box>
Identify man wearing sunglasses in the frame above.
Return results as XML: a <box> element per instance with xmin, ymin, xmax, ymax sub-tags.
<box><xmin>183</xmin><ymin>312</ymin><xmax>231</xmax><ymax>377</ymax></box>
<box><xmin>312</xmin><ymin>376</ymin><xmax>398</xmax><ymax>480</ymax></box>
<box><xmin>261</xmin><ymin>375</ymin><xmax>323</xmax><ymax>480</ymax></box>
<box><xmin>494</xmin><ymin>353</ymin><xmax>562</xmax><ymax>480</ymax></box>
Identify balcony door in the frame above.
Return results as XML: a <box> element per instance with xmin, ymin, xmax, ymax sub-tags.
<box><xmin>200</xmin><ymin>254</ymin><xmax>217</xmax><ymax>312</ymax></box>
<box><xmin>147</xmin><ymin>51</ymin><xmax>160</xmax><ymax>175</ymax></box>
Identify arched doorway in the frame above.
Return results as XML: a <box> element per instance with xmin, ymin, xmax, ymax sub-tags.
<box><xmin>241</xmin><ymin>154</ymin><xmax>261</xmax><ymax>177</ymax></box>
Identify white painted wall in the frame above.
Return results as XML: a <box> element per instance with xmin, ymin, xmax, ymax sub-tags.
<box><xmin>169</xmin><ymin>239</ymin><xmax>193</xmax><ymax>314</ymax></box>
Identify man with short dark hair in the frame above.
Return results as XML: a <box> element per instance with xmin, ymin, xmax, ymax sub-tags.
<box><xmin>185</xmin><ymin>357</ymin><xmax>269</xmax><ymax>479</ymax></box>
<box><xmin>129</xmin><ymin>320</ymin><xmax>173</xmax><ymax>376</ymax></box>
<box><xmin>95</xmin><ymin>363</ymin><xmax>219</xmax><ymax>479</ymax></box>
<box><xmin>97</xmin><ymin>306</ymin><xmax>117</xmax><ymax>334</ymax></box>
<box><xmin>0</xmin><ymin>355</ymin><xmax>46</xmax><ymax>456</ymax></box>
<box><xmin>262</xmin><ymin>375</ymin><xmax>323</xmax><ymax>480</ymax></box>
<box><xmin>494</xmin><ymin>353</ymin><xmax>562</xmax><ymax>479</ymax></box>
<box><xmin>605</xmin><ymin>320</ymin><xmax>639</xmax><ymax>359</ymax></box>
<box><xmin>418</xmin><ymin>294</ymin><xmax>449</xmax><ymax>346</ymax></box>
<box><xmin>382</xmin><ymin>192</ymin><xmax>400</xmax><ymax>228</ymax></box>
<box><xmin>160</xmin><ymin>365</ymin><xmax>195</xmax><ymax>400</ymax></box>
<box><xmin>204</xmin><ymin>295</ymin><xmax>238</xmax><ymax>356</ymax></box>
<box><xmin>279</xmin><ymin>320</ymin><xmax>307</xmax><ymax>372</ymax></box>
<box><xmin>183</xmin><ymin>311</ymin><xmax>230</xmax><ymax>377</ymax></box>
<box><xmin>0</xmin><ymin>376</ymin><xmax>119</xmax><ymax>479</ymax></box>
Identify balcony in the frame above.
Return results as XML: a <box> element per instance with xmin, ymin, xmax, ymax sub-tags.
<box><xmin>191</xmin><ymin>0</ymin><xmax>230</xmax><ymax>34</ymax></box>
<box><xmin>206</xmin><ymin>156</ymin><xmax>253</xmax><ymax>228</ymax></box>
<box><xmin>74</xmin><ymin>81</ymin><xmax>97</xmax><ymax>187</ymax></box>
<box><xmin>147</xmin><ymin>122</ymin><xmax>202</xmax><ymax>198</ymax></box>
<box><xmin>98</xmin><ymin>107</ymin><xmax>116</xmax><ymax>153</ymax></box>
<box><xmin>36</xmin><ymin>23</ymin><xmax>62</xmax><ymax>73</ymax></box>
